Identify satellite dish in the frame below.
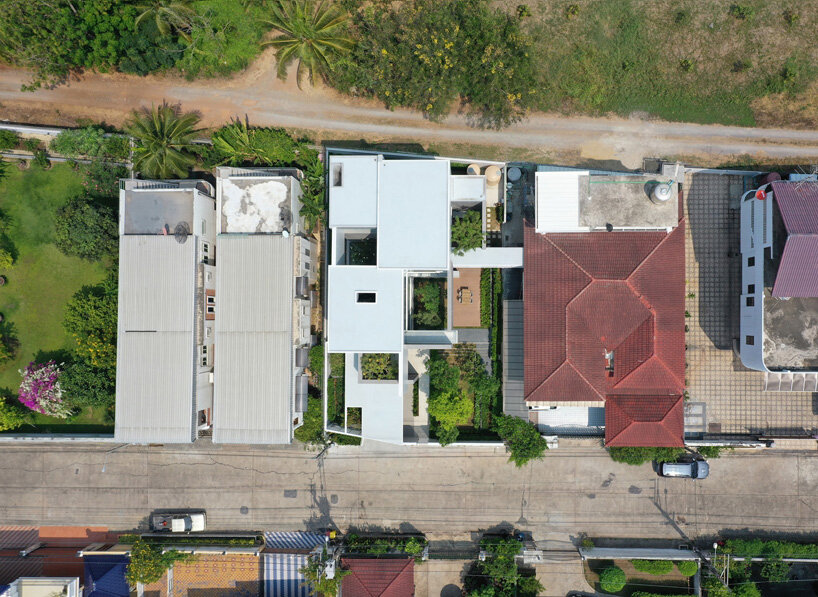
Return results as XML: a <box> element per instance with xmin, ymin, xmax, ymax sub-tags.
<box><xmin>174</xmin><ymin>222</ymin><xmax>191</xmax><ymax>243</ymax></box>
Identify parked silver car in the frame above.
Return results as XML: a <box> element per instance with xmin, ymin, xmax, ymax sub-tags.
<box><xmin>660</xmin><ymin>460</ymin><xmax>709</xmax><ymax>479</ymax></box>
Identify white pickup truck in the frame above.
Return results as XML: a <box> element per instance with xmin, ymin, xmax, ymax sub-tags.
<box><xmin>150</xmin><ymin>511</ymin><xmax>206</xmax><ymax>533</ymax></box>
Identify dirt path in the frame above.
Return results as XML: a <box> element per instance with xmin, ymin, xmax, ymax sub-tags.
<box><xmin>3</xmin><ymin>52</ymin><xmax>818</xmax><ymax>167</ymax></box>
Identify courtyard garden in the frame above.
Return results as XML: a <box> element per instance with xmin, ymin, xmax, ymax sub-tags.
<box><xmin>412</xmin><ymin>278</ymin><xmax>447</xmax><ymax>330</ymax></box>
<box><xmin>0</xmin><ymin>160</ymin><xmax>120</xmax><ymax>433</ymax></box>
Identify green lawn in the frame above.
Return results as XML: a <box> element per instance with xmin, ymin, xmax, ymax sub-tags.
<box><xmin>0</xmin><ymin>163</ymin><xmax>110</xmax><ymax>430</ymax></box>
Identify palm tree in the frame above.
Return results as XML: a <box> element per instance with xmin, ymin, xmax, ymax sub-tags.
<box><xmin>125</xmin><ymin>103</ymin><xmax>201</xmax><ymax>180</ymax></box>
<box><xmin>211</xmin><ymin>119</ymin><xmax>263</xmax><ymax>165</ymax></box>
<box><xmin>135</xmin><ymin>0</ymin><xmax>197</xmax><ymax>41</ymax></box>
<box><xmin>262</xmin><ymin>0</ymin><xmax>354</xmax><ymax>88</ymax></box>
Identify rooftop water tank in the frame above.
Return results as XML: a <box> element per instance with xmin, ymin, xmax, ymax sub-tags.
<box><xmin>467</xmin><ymin>164</ymin><xmax>481</xmax><ymax>176</ymax></box>
<box><xmin>507</xmin><ymin>167</ymin><xmax>522</xmax><ymax>182</ymax></box>
<box><xmin>485</xmin><ymin>165</ymin><xmax>502</xmax><ymax>187</ymax></box>
<box><xmin>652</xmin><ymin>183</ymin><xmax>672</xmax><ymax>203</ymax></box>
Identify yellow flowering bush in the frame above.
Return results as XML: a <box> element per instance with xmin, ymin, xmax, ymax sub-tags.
<box><xmin>333</xmin><ymin>0</ymin><xmax>537</xmax><ymax>128</ymax></box>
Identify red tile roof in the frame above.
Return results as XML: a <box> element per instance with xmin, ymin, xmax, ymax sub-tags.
<box><xmin>605</xmin><ymin>395</ymin><xmax>684</xmax><ymax>447</ymax></box>
<box><xmin>341</xmin><ymin>558</ymin><xmax>414</xmax><ymax>597</ymax></box>
<box><xmin>524</xmin><ymin>222</ymin><xmax>686</xmax><ymax>446</ymax></box>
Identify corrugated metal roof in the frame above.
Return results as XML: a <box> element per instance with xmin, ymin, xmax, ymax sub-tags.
<box><xmin>535</xmin><ymin>171</ymin><xmax>586</xmax><ymax>233</ymax></box>
<box><xmin>213</xmin><ymin>235</ymin><xmax>293</xmax><ymax>444</ymax></box>
<box><xmin>772</xmin><ymin>180</ymin><xmax>818</xmax><ymax>234</ymax></box>
<box><xmin>115</xmin><ymin>236</ymin><xmax>197</xmax><ymax>444</ymax></box>
<box><xmin>772</xmin><ymin>235</ymin><xmax>818</xmax><ymax>297</ymax></box>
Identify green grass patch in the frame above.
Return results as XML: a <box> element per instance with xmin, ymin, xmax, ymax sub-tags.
<box><xmin>526</xmin><ymin>0</ymin><xmax>817</xmax><ymax>125</ymax></box>
<box><xmin>0</xmin><ymin>164</ymin><xmax>110</xmax><ymax>430</ymax></box>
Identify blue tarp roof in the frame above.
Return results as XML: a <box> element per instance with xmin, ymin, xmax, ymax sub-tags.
<box><xmin>84</xmin><ymin>555</ymin><xmax>130</xmax><ymax>597</ymax></box>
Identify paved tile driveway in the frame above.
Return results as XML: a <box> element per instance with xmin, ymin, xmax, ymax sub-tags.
<box><xmin>684</xmin><ymin>171</ymin><xmax>818</xmax><ymax>436</ymax></box>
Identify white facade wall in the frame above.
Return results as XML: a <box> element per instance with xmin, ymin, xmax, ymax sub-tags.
<box><xmin>739</xmin><ymin>186</ymin><xmax>773</xmax><ymax>372</ymax></box>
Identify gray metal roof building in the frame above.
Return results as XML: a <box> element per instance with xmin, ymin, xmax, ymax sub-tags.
<box><xmin>212</xmin><ymin>235</ymin><xmax>294</xmax><ymax>444</ymax></box>
<box><xmin>114</xmin><ymin>235</ymin><xmax>198</xmax><ymax>443</ymax></box>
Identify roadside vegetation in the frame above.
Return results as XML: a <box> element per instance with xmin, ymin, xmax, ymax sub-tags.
<box><xmin>125</xmin><ymin>539</ymin><xmax>192</xmax><ymax>586</ymax></box>
<box><xmin>4</xmin><ymin>0</ymin><xmax>818</xmax><ymax>127</ymax></box>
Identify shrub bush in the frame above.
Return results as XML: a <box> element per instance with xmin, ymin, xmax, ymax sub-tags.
<box><xmin>79</xmin><ymin>161</ymin><xmax>128</xmax><ymax>198</ymax></box>
<box><xmin>18</xmin><ymin>361</ymin><xmax>72</xmax><ymax>418</ymax></box>
<box><xmin>125</xmin><ymin>539</ymin><xmax>190</xmax><ymax>586</ymax></box>
<box><xmin>54</xmin><ymin>198</ymin><xmax>118</xmax><ymax>260</ymax></box>
<box><xmin>631</xmin><ymin>559</ymin><xmax>674</xmax><ymax>575</ymax></box>
<box><xmin>759</xmin><ymin>558</ymin><xmax>790</xmax><ymax>582</ymax></box>
<box><xmin>51</xmin><ymin>127</ymin><xmax>106</xmax><ymax>158</ymax></box>
<box><xmin>0</xmin><ymin>248</ymin><xmax>13</xmax><ymax>270</ymax></box>
<box><xmin>729</xmin><ymin>4</ymin><xmax>756</xmax><ymax>20</ymax></box>
<box><xmin>599</xmin><ymin>566</ymin><xmax>626</xmax><ymax>593</ymax></box>
<box><xmin>608</xmin><ymin>446</ymin><xmax>685</xmax><ymax>465</ymax></box>
<box><xmin>32</xmin><ymin>150</ymin><xmax>50</xmax><ymax>169</ymax></box>
<box><xmin>60</xmin><ymin>360</ymin><xmax>115</xmax><ymax>407</ymax></box>
<box><xmin>294</xmin><ymin>396</ymin><xmax>326</xmax><ymax>445</ymax></box>
<box><xmin>0</xmin><ymin>130</ymin><xmax>20</xmax><ymax>151</ymax></box>
<box><xmin>0</xmin><ymin>397</ymin><xmax>27</xmax><ymax>431</ymax></box>
<box><xmin>676</xmin><ymin>560</ymin><xmax>698</xmax><ymax>577</ymax></box>
<box><xmin>23</xmin><ymin>138</ymin><xmax>41</xmax><ymax>152</ymax></box>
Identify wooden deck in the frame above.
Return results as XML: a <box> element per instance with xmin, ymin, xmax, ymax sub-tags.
<box><xmin>453</xmin><ymin>268</ymin><xmax>481</xmax><ymax>328</ymax></box>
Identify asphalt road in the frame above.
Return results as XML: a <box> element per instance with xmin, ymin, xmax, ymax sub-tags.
<box><xmin>0</xmin><ymin>441</ymin><xmax>816</xmax><ymax>544</ymax></box>
<box><xmin>3</xmin><ymin>60</ymin><xmax>818</xmax><ymax>167</ymax></box>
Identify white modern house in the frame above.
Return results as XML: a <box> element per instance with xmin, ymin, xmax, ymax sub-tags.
<box><xmin>212</xmin><ymin>167</ymin><xmax>316</xmax><ymax>444</ymax></box>
<box><xmin>740</xmin><ymin>176</ymin><xmax>818</xmax><ymax>391</ymax></box>
<box><xmin>115</xmin><ymin>179</ymin><xmax>217</xmax><ymax>443</ymax></box>
<box><xmin>324</xmin><ymin>152</ymin><xmax>522</xmax><ymax>444</ymax></box>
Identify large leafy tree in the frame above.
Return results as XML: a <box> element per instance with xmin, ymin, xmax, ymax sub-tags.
<box><xmin>126</xmin><ymin>103</ymin><xmax>200</xmax><ymax>179</ymax></box>
<box><xmin>263</xmin><ymin>0</ymin><xmax>354</xmax><ymax>88</ymax></box>
<box><xmin>0</xmin><ymin>0</ymin><xmax>138</xmax><ymax>89</ymax></box>
<box><xmin>63</xmin><ymin>273</ymin><xmax>118</xmax><ymax>371</ymax></box>
<box><xmin>493</xmin><ymin>415</ymin><xmax>548</xmax><ymax>467</ymax></box>
<box><xmin>135</xmin><ymin>0</ymin><xmax>196</xmax><ymax>41</ymax></box>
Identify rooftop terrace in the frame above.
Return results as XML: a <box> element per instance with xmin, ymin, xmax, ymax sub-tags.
<box><xmin>763</xmin><ymin>290</ymin><xmax>818</xmax><ymax>371</ymax></box>
<box><xmin>220</xmin><ymin>177</ymin><xmax>292</xmax><ymax>234</ymax></box>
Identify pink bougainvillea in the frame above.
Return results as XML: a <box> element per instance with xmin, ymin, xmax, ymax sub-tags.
<box><xmin>18</xmin><ymin>361</ymin><xmax>72</xmax><ymax>418</ymax></box>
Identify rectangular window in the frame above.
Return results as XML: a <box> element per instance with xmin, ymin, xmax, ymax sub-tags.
<box><xmin>201</xmin><ymin>220</ymin><xmax>206</xmax><ymax>235</ymax></box>
<box><xmin>207</xmin><ymin>295</ymin><xmax>215</xmax><ymax>305</ymax></box>
<box><xmin>305</xmin><ymin>248</ymin><xmax>311</xmax><ymax>257</ymax></box>
<box><xmin>746</xmin><ymin>296</ymin><xmax>755</xmax><ymax>307</ymax></box>
<box><xmin>746</xmin><ymin>335</ymin><xmax>755</xmax><ymax>346</ymax></box>
<box><xmin>207</xmin><ymin>305</ymin><xmax>215</xmax><ymax>314</ymax></box>
<box><xmin>356</xmin><ymin>291</ymin><xmax>377</xmax><ymax>303</ymax></box>
<box><xmin>748</xmin><ymin>284</ymin><xmax>755</xmax><ymax>294</ymax></box>
<box><xmin>202</xmin><ymin>345</ymin><xmax>208</xmax><ymax>355</ymax></box>
<box><xmin>748</xmin><ymin>256</ymin><xmax>755</xmax><ymax>267</ymax></box>
<box><xmin>202</xmin><ymin>242</ymin><xmax>209</xmax><ymax>254</ymax></box>
<box><xmin>332</xmin><ymin>164</ymin><xmax>343</xmax><ymax>187</ymax></box>
<box><xmin>205</xmin><ymin>326</ymin><xmax>212</xmax><ymax>338</ymax></box>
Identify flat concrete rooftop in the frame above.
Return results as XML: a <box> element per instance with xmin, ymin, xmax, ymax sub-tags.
<box><xmin>123</xmin><ymin>189</ymin><xmax>193</xmax><ymax>235</ymax></box>
<box><xmin>220</xmin><ymin>177</ymin><xmax>292</xmax><ymax>234</ymax></box>
<box><xmin>580</xmin><ymin>175</ymin><xmax>679</xmax><ymax>229</ymax></box>
<box><xmin>764</xmin><ymin>289</ymin><xmax>818</xmax><ymax>371</ymax></box>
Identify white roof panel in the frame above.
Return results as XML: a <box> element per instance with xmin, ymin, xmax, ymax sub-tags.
<box><xmin>328</xmin><ymin>155</ymin><xmax>379</xmax><ymax>228</ymax></box>
<box><xmin>378</xmin><ymin>159</ymin><xmax>450</xmax><ymax>269</ymax></box>
<box><xmin>326</xmin><ymin>265</ymin><xmax>404</xmax><ymax>353</ymax></box>
<box><xmin>213</xmin><ymin>235</ymin><xmax>294</xmax><ymax>444</ymax></box>
<box><xmin>535</xmin><ymin>171</ymin><xmax>587</xmax><ymax>233</ymax></box>
<box><xmin>115</xmin><ymin>235</ymin><xmax>197</xmax><ymax>444</ymax></box>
